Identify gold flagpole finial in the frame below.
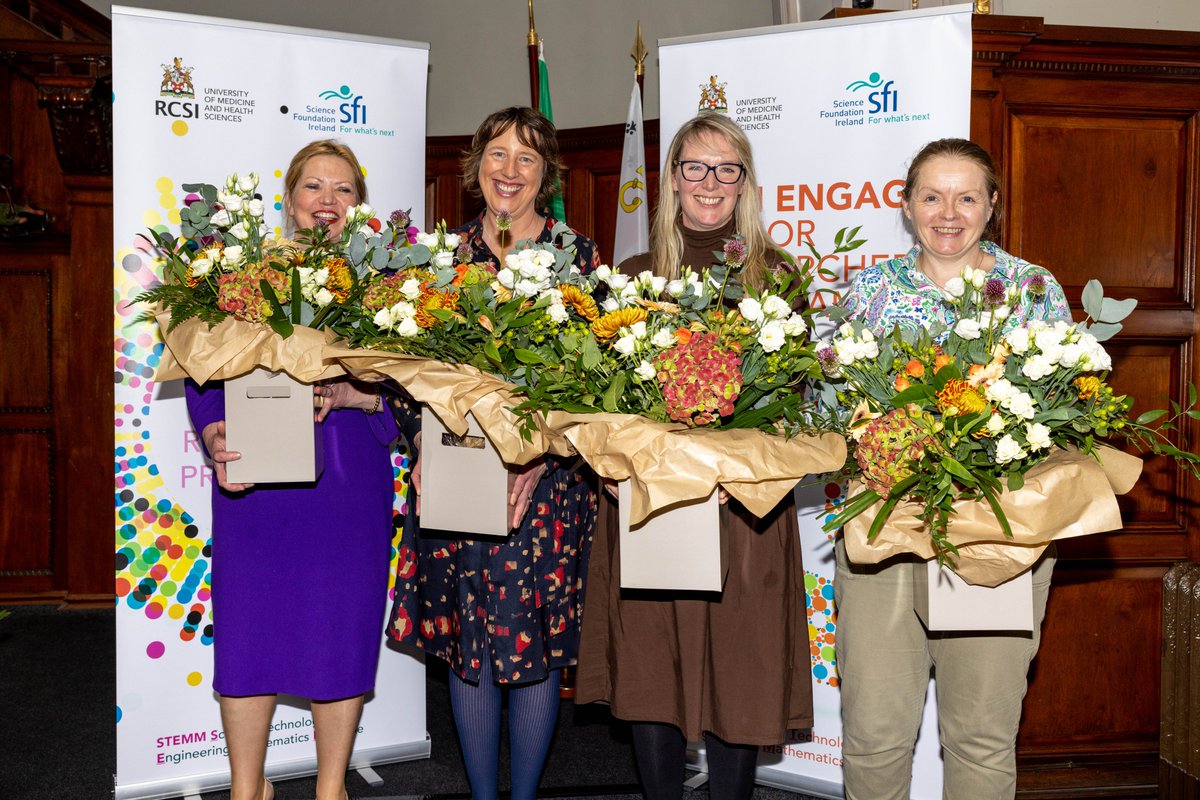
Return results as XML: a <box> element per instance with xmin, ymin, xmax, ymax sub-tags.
<box><xmin>973</xmin><ymin>0</ymin><xmax>992</xmax><ymax>13</ymax></box>
<box><xmin>910</xmin><ymin>0</ymin><xmax>919</xmax><ymax>8</ymax></box>
<box><xmin>527</xmin><ymin>0</ymin><xmax>537</xmax><ymax>46</ymax></box>
<box><xmin>631</xmin><ymin>21</ymin><xmax>648</xmax><ymax>77</ymax></box>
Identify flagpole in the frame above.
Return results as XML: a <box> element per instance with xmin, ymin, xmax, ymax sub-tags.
<box><xmin>632</xmin><ymin>21</ymin><xmax>648</xmax><ymax>101</ymax></box>
<box><xmin>527</xmin><ymin>0</ymin><xmax>540</xmax><ymax>108</ymax></box>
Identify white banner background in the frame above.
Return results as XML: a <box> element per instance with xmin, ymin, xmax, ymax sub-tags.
<box><xmin>112</xmin><ymin>8</ymin><xmax>429</xmax><ymax>798</ymax></box>
<box><xmin>659</xmin><ymin>7</ymin><xmax>973</xmax><ymax>797</ymax></box>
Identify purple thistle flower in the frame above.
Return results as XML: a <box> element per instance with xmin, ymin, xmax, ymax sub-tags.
<box><xmin>1026</xmin><ymin>274</ymin><xmax>1047</xmax><ymax>298</ymax></box>
<box><xmin>723</xmin><ymin>237</ymin><xmax>747</xmax><ymax>267</ymax></box>
<box><xmin>455</xmin><ymin>242</ymin><xmax>472</xmax><ymax>263</ymax></box>
<box><xmin>983</xmin><ymin>278</ymin><xmax>1007</xmax><ymax>306</ymax></box>
<box><xmin>389</xmin><ymin>209</ymin><xmax>410</xmax><ymax>228</ymax></box>
<box><xmin>496</xmin><ymin>210</ymin><xmax>512</xmax><ymax>232</ymax></box>
<box><xmin>817</xmin><ymin>345</ymin><xmax>839</xmax><ymax>375</ymax></box>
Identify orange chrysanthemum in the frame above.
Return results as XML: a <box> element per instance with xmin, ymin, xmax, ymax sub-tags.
<box><xmin>323</xmin><ymin>257</ymin><xmax>353</xmax><ymax>304</ymax></box>
<box><xmin>591</xmin><ymin>306</ymin><xmax>648</xmax><ymax>340</ymax></box>
<box><xmin>1075</xmin><ymin>376</ymin><xmax>1103</xmax><ymax>400</ymax></box>
<box><xmin>559</xmin><ymin>283</ymin><xmax>600</xmax><ymax>321</ymax></box>
<box><xmin>414</xmin><ymin>286</ymin><xmax>459</xmax><ymax>329</ymax></box>
<box><xmin>935</xmin><ymin>378</ymin><xmax>987</xmax><ymax>416</ymax></box>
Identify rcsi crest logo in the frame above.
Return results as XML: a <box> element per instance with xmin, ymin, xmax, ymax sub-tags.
<box><xmin>319</xmin><ymin>85</ymin><xmax>368</xmax><ymax>124</ymax></box>
<box><xmin>697</xmin><ymin>76</ymin><xmax>728</xmax><ymax>113</ymax></box>
<box><xmin>156</xmin><ymin>57</ymin><xmax>198</xmax><ymax>119</ymax></box>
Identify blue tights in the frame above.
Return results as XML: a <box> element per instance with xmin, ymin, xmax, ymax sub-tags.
<box><xmin>448</xmin><ymin>655</ymin><xmax>561</xmax><ymax>800</ymax></box>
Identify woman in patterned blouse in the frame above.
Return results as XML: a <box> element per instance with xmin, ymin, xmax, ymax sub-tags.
<box><xmin>836</xmin><ymin>138</ymin><xmax>1070</xmax><ymax>800</ymax></box>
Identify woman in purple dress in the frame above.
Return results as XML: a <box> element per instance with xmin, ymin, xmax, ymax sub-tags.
<box><xmin>186</xmin><ymin>140</ymin><xmax>398</xmax><ymax>800</ymax></box>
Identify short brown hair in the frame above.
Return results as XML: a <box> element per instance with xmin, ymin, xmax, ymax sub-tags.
<box><xmin>903</xmin><ymin>138</ymin><xmax>1001</xmax><ymax>242</ymax></box>
<box><xmin>460</xmin><ymin>106</ymin><xmax>563</xmax><ymax>212</ymax></box>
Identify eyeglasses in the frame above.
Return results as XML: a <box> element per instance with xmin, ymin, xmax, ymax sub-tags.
<box><xmin>674</xmin><ymin>160</ymin><xmax>745</xmax><ymax>184</ymax></box>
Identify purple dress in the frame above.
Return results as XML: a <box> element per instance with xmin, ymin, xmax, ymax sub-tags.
<box><xmin>186</xmin><ymin>379</ymin><xmax>398</xmax><ymax>700</ymax></box>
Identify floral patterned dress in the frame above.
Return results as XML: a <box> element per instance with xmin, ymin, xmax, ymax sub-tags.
<box><xmin>387</xmin><ymin>214</ymin><xmax>601</xmax><ymax>684</ymax></box>
<box><xmin>841</xmin><ymin>241</ymin><xmax>1070</xmax><ymax>336</ymax></box>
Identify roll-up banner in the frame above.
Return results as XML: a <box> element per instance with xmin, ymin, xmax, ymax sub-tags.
<box><xmin>112</xmin><ymin>8</ymin><xmax>429</xmax><ymax>798</ymax></box>
<box><xmin>659</xmin><ymin>6</ymin><xmax>973</xmax><ymax>797</ymax></box>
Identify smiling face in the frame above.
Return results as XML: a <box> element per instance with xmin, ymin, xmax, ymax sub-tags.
<box><xmin>287</xmin><ymin>154</ymin><xmax>359</xmax><ymax>238</ymax></box>
<box><xmin>671</xmin><ymin>130</ymin><xmax>744</xmax><ymax>232</ymax></box>
<box><xmin>902</xmin><ymin>154</ymin><xmax>997</xmax><ymax>265</ymax></box>
<box><xmin>478</xmin><ymin>124</ymin><xmax>546</xmax><ymax>223</ymax></box>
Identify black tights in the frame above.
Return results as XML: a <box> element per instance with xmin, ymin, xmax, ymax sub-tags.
<box><xmin>630</xmin><ymin>721</ymin><xmax>759</xmax><ymax>800</ymax></box>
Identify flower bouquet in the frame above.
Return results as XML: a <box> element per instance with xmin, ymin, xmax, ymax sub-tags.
<box><xmin>819</xmin><ymin>266</ymin><xmax>1199</xmax><ymax>584</ymax></box>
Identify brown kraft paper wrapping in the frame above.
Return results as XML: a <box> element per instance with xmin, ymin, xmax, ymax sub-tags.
<box><xmin>843</xmin><ymin>445</ymin><xmax>1143</xmax><ymax>587</ymax></box>
<box><xmin>154</xmin><ymin>314</ymin><xmax>847</xmax><ymax>522</ymax></box>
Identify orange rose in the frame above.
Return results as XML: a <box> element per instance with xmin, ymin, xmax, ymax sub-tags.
<box><xmin>905</xmin><ymin>359</ymin><xmax>926</xmax><ymax>378</ymax></box>
<box><xmin>934</xmin><ymin>353</ymin><xmax>954</xmax><ymax>372</ymax></box>
<box><xmin>894</xmin><ymin>374</ymin><xmax>912</xmax><ymax>392</ymax></box>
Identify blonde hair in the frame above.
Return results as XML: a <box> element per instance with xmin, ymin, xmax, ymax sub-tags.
<box><xmin>651</xmin><ymin>113</ymin><xmax>775</xmax><ymax>290</ymax></box>
<box><xmin>281</xmin><ymin>139</ymin><xmax>367</xmax><ymax>235</ymax></box>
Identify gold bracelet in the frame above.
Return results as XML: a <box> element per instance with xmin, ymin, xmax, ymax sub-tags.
<box><xmin>365</xmin><ymin>390</ymin><xmax>381</xmax><ymax>415</ymax></box>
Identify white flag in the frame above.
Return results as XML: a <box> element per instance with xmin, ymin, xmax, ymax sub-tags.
<box><xmin>613</xmin><ymin>76</ymin><xmax>649</xmax><ymax>266</ymax></box>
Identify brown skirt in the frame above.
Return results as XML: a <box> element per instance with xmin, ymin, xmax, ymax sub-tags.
<box><xmin>574</xmin><ymin>490</ymin><xmax>813</xmax><ymax>746</ymax></box>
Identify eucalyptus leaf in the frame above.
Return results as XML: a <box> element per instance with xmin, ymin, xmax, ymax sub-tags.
<box><xmin>1081</xmin><ymin>280</ymin><xmax>1104</xmax><ymax>319</ymax></box>
<box><xmin>1085</xmin><ymin>321</ymin><xmax>1123</xmax><ymax>342</ymax></box>
<box><xmin>1098</xmin><ymin>296</ymin><xmax>1137</xmax><ymax>323</ymax></box>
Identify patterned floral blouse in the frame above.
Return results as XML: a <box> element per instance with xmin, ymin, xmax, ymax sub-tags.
<box><xmin>387</xmin><ymin>214</ymin><xmax>600</xmax><ymax>685</ymax></box>
<box><xmin>842</xmin><ymin>241</ymin><xmax>1071</xmax><ymax>336</ymax></box>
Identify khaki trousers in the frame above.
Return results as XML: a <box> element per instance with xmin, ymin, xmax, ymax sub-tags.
<box><xmin>834</xmin><ymin>538</ymin><xmax>1054</xmax><ymax>800</ymax></box>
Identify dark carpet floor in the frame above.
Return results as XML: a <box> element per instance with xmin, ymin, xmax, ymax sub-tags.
<box><xmin>0</xmin><ymin>605</ymin><xmax>821</xmax><ymax>800</ymax></box>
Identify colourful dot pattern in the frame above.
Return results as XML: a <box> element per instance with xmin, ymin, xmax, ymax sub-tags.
<box><xmin>805</xmin><ymin>477</ymin><xmax>848</xmax><ymax>685</ymax></box>
<box><xmin>114</xmin><ymin>176</ymin><xmax>413</xmax><ymax>653</ymax></box>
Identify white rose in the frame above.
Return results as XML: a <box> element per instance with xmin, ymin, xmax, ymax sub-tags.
<box><xmin>400</xmin><ymin>278</ymin><xmax>422</xmax><ymax>301</ymax></box>
<box><xmin>190</xmin><ymin>256</ymin><xmax>213</xmax><ymax>278</ymax></box>
<box><xmin>496</xmin><ymin>267</ymin><xmax>515</xmax><ymax>289</ymax></box>
<box><xmin>1083</xmin><ymin>341</ymin><xmax>1112</xmax><ymax>371</ymax></box>
<box><xmin>314</xmin><ymin>287</ymin><xmax>334</xmax><ymax>307</ymax></box>
<box><xmin>228</xmin><ymin>221</ymin><xmax>250</xmax><ymax>241</ymax></box>
<box><xmin>354</xmin><ymin>203</ymin><xmax>374</xmax><ymax>220</ymax></box>
<box><xmin>1025</xmin><ymin>422</ymin><xmax>1052</xmax><ymax>451</ymax></box>
<box><xmin>970</xmin><ymin>268</ymin><xmax>987</xmax><ymax>289</ymax></box>
<box><xmin>666</xmin><ymin>279</ymin><xmax>685</xmax><ymax>297</ymax></box>
<box><xmin>442</xmin><ymin>233</ymin><xmax>461</xmax><ymax>250</ymax></box>
<box><xmin>237</xmin><ymin>173</ymin><xmax>258</xmax><ymax>193</ymax></box>
<box><xmin>416</xmin><ymin>232</ymin><xmax>439</xmax><ymax>248</ymax></box>
<box><xmin>614</xmin><ymin>335</ymin><xmax>636</xmax><ymax>356</ymax></box>
<box><xmin>372</xmin><ymin>307</ymin><xmax>396</xmax><ymax>330</ymax></box>
<box><xmin>1004</xmin><ymin>391</ymin><xmax>1037</xmax><ymax>420</ymax></box>
<box><xmin>594</xmin><ymin>264</ymin><xmax>612</xmax><ymax>281</ymax></box>
<box><xmin>432</xmin><ymin>250</ymin><xmax>455</xmax><ymax>269</ymax></box>
<box><xmin>209</xmin><ymin>209</ymin><xmax>232</xmax><ymax>228</ymax></box>
<box><xmin>738</xmin><ymin>297</ymin><xmax>764</xmax><ymax>323</ymax></box>
<box><xmin>635</xmin><ymin>270</ymin><xmax>656</xmax><ymax>289</ymax></box>
<box><xmin>218</xmin><ymin>192</ymin><xmax>243</xmax><ymax>214</ymax></box>
<box><xmin>602</xmin><ymin>297</ymin><xmax>620</xmax><ymax>313</ymax></box>
<box><xmin>547</xmin><ymin>302</ymin><xmax>569</xmax><ymax>324</ymax></box>
<box><xmin>984</xmin><ymin>377</ymin><xmax>1017</xmax><ymax>403</ymax></box>
<box><xmin>395</xmin><ymin>316</ymin><xmax>421</xmax><ymax>338</ymax></box>
<box><xmin>630</xmin><ymin>320</ymin><xmax>648</xmax><ymax>339</ymax></box>
<box><xmin>758</xmin><ymin>321</ymin><xmax>786</xmax><ymax>353</ymax></box>
<box><xmin>1021</xmin><ymin>355</ymin><xmax>1056</xmax><ymax>382</ymax></box>
<box><xmin>607</xmin><ymin>273</ymin><xmax>630</xmax><ymax>292</ymax></box>
<box><xmin>954</xmin><ymin>318</ymin><xmax>982</xmax><ymax>340</ymax></box>
<box><xmin>995</xmin><ymin>434</ymin><xmax>1028</xmax><ymax>465</ymax></box>
<box><xmin>782</xmin><ymin>313</ymin><xmax>807</xmax><ymax>337</ymax></box>
<box><xmin>1058</xmin><ymin>342</ymin><xmax>1086</xmax><ymax>369</ymax></box>
<box><xmin>991</xmin><ymin>305</ymin><xmax>1010</xmax><ymax>321</ymax></box>
<box><xmin>313</xmin><ymin>267</ymin><xmax>330</xmax><ymax>285</ymax></box>
<box><xmin>246</xmin><ymin>198</ymin><xmax>265</xmax><ymax>218</ymax></box>
<box><xmin>650</xmin><ymin>275</ymin><xmax>667</xmax><ymax>295</ymax></box>
<box><xmin>942</xmin><ymin>276</ymin><xmax>966</xmax><ymax>300</ymax></box>
<box><xmin>221</xmin><ymin>245</ymin><xmax>244</xmax><ymax>266</ymax></box>
<box><xmin>651</xmin><ymin>327</ymin><xmax>677</xmax><ymax>348</ymax></box>
<box><xmin>689</xmin><ymin>280</ymin><xmax>705</xmax><ymax>298</ymax></box>
<box><xmin>515</xmin><ymin>278</ymin><xmax>543</xmax><ymax>297</ymax></box>
<box><xmin>1034</xmin><ymin>325</ymin><xmax>1067</xmax><ymax>352</ymax></box>
<box><xmin>762</xmin><ymin>295</ymin><xmax>791</xmax><ymax>320</ymax></box>
<box><xmin>985</xmin><ymin>413</ymin><xmax>1006</xmax><ymax>436</ymax></box>
<box><xmin>1005</xmin><ymin>326</ymin><xmax>1031</xmax><ymax>355</ymax></box>
<box><xmin>634</xmin><ymin>361</ymin><xmax>657</xmax><ymax>381</ymax></box>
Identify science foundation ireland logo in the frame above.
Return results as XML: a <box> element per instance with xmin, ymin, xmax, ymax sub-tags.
<box><xmin>818</xmin><ymin>71</ymin><xmax>930</xmax><ymax>128</ymax></box>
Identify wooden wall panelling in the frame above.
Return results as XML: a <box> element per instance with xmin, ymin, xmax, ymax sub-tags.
<box><xmin>0</xmin><ymin>243</ymin><xmax>65</xmax><ymax>599</ymax></box>
<box><xmin>980</xmin><ymin>21</ymin><xmax>1200</xmax><ymax>798</ymax></box>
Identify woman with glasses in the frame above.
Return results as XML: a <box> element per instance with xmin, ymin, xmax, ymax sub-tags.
<box><xmin>575</xmin><ymin>112</ymin><xmax>813</xmax><ymax>800</ymax></box>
